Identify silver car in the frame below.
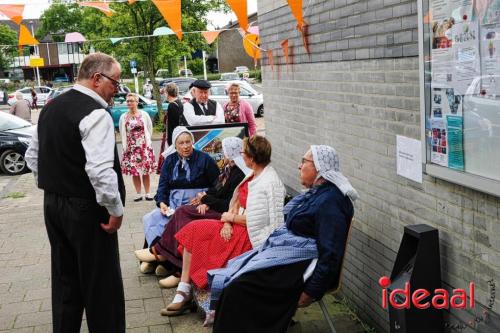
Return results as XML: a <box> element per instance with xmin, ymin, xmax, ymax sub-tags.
<box><xmin>7</xmin><ymin>86</ymin><xmax>53</xmax><ymax>106</ymax></box>
<box><xmin>183</xmin><ymin>82</ymin><xmax>264</xmax><ymax>117</ymax></box>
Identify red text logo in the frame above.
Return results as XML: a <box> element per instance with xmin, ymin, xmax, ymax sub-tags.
<box><xmin>379</xmin><ymin>276</ymin><xmax>475</xmax><ymax>310</ymax></box>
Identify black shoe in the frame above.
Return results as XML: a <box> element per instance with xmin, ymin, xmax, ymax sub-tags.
<box><xmin>145</xmin><ymin>196</ymin><xmax>154</xmax><ymax>201</ymax></box>
<box><xmin>134</xmin><ymin>196</ymin><xmax>143</xmax><ymax>202</ymax></box>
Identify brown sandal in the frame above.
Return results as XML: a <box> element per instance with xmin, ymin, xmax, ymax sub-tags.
<box><xmin>160</xmin><ymin>291</ymin><xmax>196</xmax><ymax>316</ymax></box>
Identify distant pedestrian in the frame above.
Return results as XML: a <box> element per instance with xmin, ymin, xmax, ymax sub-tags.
<box><xmin>223</xmin><ymin>83</ymin><xmax>257</xmax><ymax>136</ymax></box>
<box><xmin>143</xmin><ymin>79</ymin><xmax>153</xmax><ymax>99</ymax></box>
<box><xmin>9</xmin><ymin>92</ymin><xmax>31</xmax><ymax>123</ymax></box>
<box><xmin>25</xmin><ymin>52</ymin><xmax>126</xmax><ymax>333</ymax></box>
<box><xmin>183</xmin><ymin>80</ymin><xmax>224</xmax><ymax>125</ymax></box>
<box><xmin>30</xmin><ymin>88</ymin><xmax>38</xmax><ymax>110</ymax></box>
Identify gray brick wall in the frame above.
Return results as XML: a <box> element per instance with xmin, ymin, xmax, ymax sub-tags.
<box><xmin>258</xmin><ymin>1</ymin><xmax>500</xmax><ymax>332</ymax></box>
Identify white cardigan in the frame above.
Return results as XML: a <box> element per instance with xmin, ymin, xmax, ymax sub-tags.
<box><xmin>228</xmin><ymin>165</ymin><xmax>286</xmax><ymax>248</ymax></box>
<box><xmin>118</xmin><ymin>110</ymin><xmax>153</xmax><ymax>151</ymax></box>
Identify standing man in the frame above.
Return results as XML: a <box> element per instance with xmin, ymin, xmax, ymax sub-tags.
<box><xmin>25</xmin><ymin>53</ymin><xmax>126</xmax><ymax>333</ymax></box>
<box><xmin>9</xmin><ymin>92</ymin><xmax>32</xmax><ymax>122</ymax></box>
<box><xmin>183</xmin><ymin>79</ymin><xmax>225</xmax><ymax>125</ymax></box>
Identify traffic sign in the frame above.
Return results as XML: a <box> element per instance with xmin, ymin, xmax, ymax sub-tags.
<box><xmin>131</xmin><ymin>68</ymin><xmax>137</xmax><ymax>74</ymax></box>
<box><xmin>130</xmin><ymin>60</ymin><xmax>137</xmax><ymax>68</ymax></box>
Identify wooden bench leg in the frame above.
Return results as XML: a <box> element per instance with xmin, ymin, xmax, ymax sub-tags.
<box><xmin>318</xmin><ymin>299</ymin><xmax>337</xmax><ymax>333</ymax></box>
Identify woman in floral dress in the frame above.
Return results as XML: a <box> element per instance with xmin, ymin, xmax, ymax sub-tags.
<box><xmin>119</xmin><ymin>93</ymin><xmax>157</xmax><ymax>201</ymax></box>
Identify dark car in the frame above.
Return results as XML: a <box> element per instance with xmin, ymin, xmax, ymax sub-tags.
<box><xmin>0</xmin><ymin>112</ymin><xmax>34</xmax><ymax>175</ymax></box>
<box><xmin>159</xmin><ymin>77</ymin><xmax>196</xmax><ymax>96</ymax></box>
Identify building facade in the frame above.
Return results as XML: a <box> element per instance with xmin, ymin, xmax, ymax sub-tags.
<box><xmin>257</xmin><ymin>0</ymin><xmax>499</xmax><ymax>332</ymax></box>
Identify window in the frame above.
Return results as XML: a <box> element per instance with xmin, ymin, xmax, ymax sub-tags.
<box><xmin>240</xmin><ymin>87</ymin><xmax>253</xmax><ymax>97</ymax></box>
<box><xmin>421</xmin><ymin>0</ymin><xmax>500</xmax><ymax>195</ymax></box>
<box><xmin>211</xmin><ymin>86</ymin><xmax>226</xmax><ymax>96</ymax></box>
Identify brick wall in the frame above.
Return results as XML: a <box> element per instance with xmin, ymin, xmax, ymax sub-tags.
<box><xmin>258</xmin><ymin>0</ymin><xmax>500</xmax><ymax>332</ymax></box>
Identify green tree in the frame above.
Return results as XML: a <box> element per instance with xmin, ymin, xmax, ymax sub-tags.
<box><xmin>36</xmin><ymin>4</ymin><xmax>84</xmax><ymax>42</ymax></box>
<box><xmin>0</xmin><ymin>24</ymin><xmax>17</xmax><ymax>73</ymax></box>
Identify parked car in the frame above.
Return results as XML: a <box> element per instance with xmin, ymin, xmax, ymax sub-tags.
<box><xmin>53</xmin><ymin>74</ymin><xmax>70</xmax><ymax>83</ymax></box>
<box><xmin>7</xmin><ymin>86</ymin><xmax>53</xmax><ymax>107</ymax></box>
<box><xmin>182</xmin><ymin>81</ymin><xmax>264</xmax><ymax>117</ymax></box>
<box><xmin>159</xmin><ymin>77</ymin><xmax>196</xmax><ymax>96</ymax></box>
<box><xmin>155</xmin><ymin>69</ymin><xmax>169</xmax><ymax>83</ymax></box>
<box><xmin>234</xmin><ymin>66</ymin><xmax>249</xmax><ymax>74</ymax></box>
<box><xmin>0</xmin><ymin>78</ymin><xmax>11</xmax><ymax>84</ymax></box>
<box><xmin>45</xmin><ymin>85</ymin><xmax>73</xmax><ymax>103</ymax></box>
<box><xmin>109</xmin><ymin>93</ymin><xmax>168</xmax><ymax>128</ymax></box>
<box><xmin>0</xmin><ymin>111</ymin><xmax>34</xmax><ymax>175</ymax></box>
<box><xmin>178</xmin><ymin>69</ymin><xmax>193</xmax><ymax>77</ymax></box>
<box><xmin>220</xmin><ymin>72</ymin><xmax>242</xmax><ymax>81</ymax></box>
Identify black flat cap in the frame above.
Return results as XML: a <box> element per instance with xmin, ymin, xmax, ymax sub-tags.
<box><xmin>189</xmin><ymin>79</ymin><xmax>211</xmax><ymax>89</ymax></box>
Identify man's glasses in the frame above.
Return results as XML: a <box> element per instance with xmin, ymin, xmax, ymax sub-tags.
<box><xmin>126</xmin><ymin>100</ymin><xmax>137</xmax><ymax>103</ymax></box>
<box><xmin>98</xmin><ymin>72</ymin><xmax>120</xmax><ymax>88</ymax></box>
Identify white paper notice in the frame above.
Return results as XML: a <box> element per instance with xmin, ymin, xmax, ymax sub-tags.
<box><xmin>396</xmin><ymin>135</ymin><xmax>423</xmax><ymax>183</ymax></box>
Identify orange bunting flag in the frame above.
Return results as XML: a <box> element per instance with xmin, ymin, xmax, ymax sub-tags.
<box><xmin>281</xmin><ymin>39</ymin><xmax>289</xmax><ymax>67</ymax></box>
<box><xmin>202</xmin><ymin>30</ymin><xmax>221</xmax><ymax>45</ymax></box>
<box><xmin>226</xmin><ymin>0</ymin><xmax>249</xmax><ymax>32</ymax></box>
<box><xmin>79</xmin><ymin>2</ymin><xmax>113</xmax><ymax>17</ymax></box>
<box><xmin>152</xmin><ymin>0</ymin><xmax>182</xmax><ymax>41</ymax></box>
<box><xmin>287</xmin><ymin>0</ymin><xmax>310</xmax><ymax>54</ymax></box>
<box><xmin>128</xmin><ymin>0</ymin><xmax>137</xmax><ymax>4</ymax></box>
<box><xmin>267</xmin><ymin>49</ymin><xmax>274</xmax><ymax>72</ymax></box>
<box><xmin>243</xmin><ymin>33</ymin><xmax>261</xmax><ymax>67</ymax></box>
<box><xmin>18</xmin><ymin>24</ymin><xmax>39</xmax><ymax>46</ymax></box>
<box><xmin>0</xmin><ymin>4</ymin><xmax>25</xmax><ymax>25</ymax></box>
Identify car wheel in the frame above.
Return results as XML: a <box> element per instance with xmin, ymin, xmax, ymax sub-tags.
<box><xmin>0</xmin><ymin>149</ymin><xmax>28</xmax><ymax>175</ymax></box>
<box><xmin>257</xmin><ymin>105</ymin><xmax>264</xmax><ymax>117</ymax></box>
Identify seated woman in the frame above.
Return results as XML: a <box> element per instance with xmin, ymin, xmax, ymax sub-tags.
<box><xmin>139</xmin><ymin>126</ymin><xmax>220</xmax><ymax>273</ymax></box>
<box><xmin>161</xmin><ymin>135</ymin><xmax>286</xmax><ymax>317</ymax></box>
<box><xmin>208</xmin><ymin>145</ymin><xmax>358</xmax><ymax>333</ymax></box>
<box><xmin>134</xmin><ymin>137</ymin><xmax>251</xmax><ymax>287</ymax></box>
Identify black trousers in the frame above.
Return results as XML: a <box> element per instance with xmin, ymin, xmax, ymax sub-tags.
<box><xmin>43</xmin><ymin>192</ymin><xmax>125</xmax><ymax>333</ymax></box>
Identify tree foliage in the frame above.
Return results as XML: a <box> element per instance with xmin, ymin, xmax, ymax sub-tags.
<box><xmin>0</xmin><ymin>24</ymin><xmax>17</xmax><ymax>72</ymax></box>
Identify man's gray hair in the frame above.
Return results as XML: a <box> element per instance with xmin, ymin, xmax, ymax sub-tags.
<box><xmin>166</xmin><ymin>82</ymin><xmax>178</xmax><ymax>97</ymax></box>
<box><xmin>77</xmin><ymin>53</ymin><xmax>119</xmax><ymax>81</ymax></box>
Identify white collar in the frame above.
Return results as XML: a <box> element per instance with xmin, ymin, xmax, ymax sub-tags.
<box><xmin>73</xmin><ymin>84</ymin><xmax>109</xmax><ymax>108</ymax></box>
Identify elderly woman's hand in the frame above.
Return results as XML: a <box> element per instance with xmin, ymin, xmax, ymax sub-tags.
<box><xmin>159</xmin><ymin>202</ymin><xmax>169</xmax><ymax>216</ymax></box>
<box><xmin>197</xmin><ymin>204</ymin><xmax>209</xmax><ymax>215</ymax></box>
<box><xmin>220</xmin><ymin>222</ymin><xmax>233</xmax><ymax>241</ymax></box>
<box><xmin>221</xmin><ymin>212</ymin><xmax>235</xmax><ymax>223</ymax></box>
<box><xmin>297</xmin><ymin>292</ymin><xmax>314</xmax><ymax>308</ymax></box>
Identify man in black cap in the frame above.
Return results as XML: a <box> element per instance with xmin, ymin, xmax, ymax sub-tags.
<box><xmin>183</xmin><ymin>79</ymin><xmax>224</xmax><ymax>125</ymax></box>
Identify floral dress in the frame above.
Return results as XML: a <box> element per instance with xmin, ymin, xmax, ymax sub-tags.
<box><xmin>224</xmin><ymin>103</ymin><xmax>241</xmax><ymax>123</ymax></box>
<box><xmin>120</xmin><ymin>113</ymin><xmax>156</xmax><ymax>176</ymax></box>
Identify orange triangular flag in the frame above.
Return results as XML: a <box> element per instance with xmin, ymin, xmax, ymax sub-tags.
<box><xmin>287</xmin><ymin>0</ymin><xmax>305</xmax><ymax>27</ymax></box>
<box><xmin>128</xmin><ymin>0</ymin><xmax>137</xmax><ymax>4</ymax></box>
<box><xmin>267</xmin><ymin>49</ymin><xmax>274</xmax><ymax>72</ymax></box>
<box><xmin>287</xmin><ymin>0</ymin><xmax>310</xmax><ymax>54</ymax></box>
<box><xmin>0</xmin><ymin>4</ymin><xmax>24</xmax><ymax>25</ymax></box>
<box><xmin>152</xmin><ymin>0</ymin><xmax>182</xmax><ymax>41</ymax></box>
<box><xmin>226</xmin><ymin>0</ymin><xmax>248</xmax><ymax>32</ymax></box>
<box><xmin>202</xmin><ymin>30</ymin><xmax>221</xmax><ymax>45</ymax></box>
<box><xmin>18</xmin><ymin>24</ymin><xmax>39</xmax><ymax>46</ymax></box>
<box><xmin>79</xmin><ymin>2</ymin><xmax>113</xmax><ymax>17</ymax></box>
<box><xmin>281</xmin><ymin>39</ymin><xmax>289</xmax><ymax>68</ymax></box>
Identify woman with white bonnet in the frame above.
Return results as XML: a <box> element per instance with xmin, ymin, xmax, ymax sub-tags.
<box><xmin>135</xmin><ymin>137</ymin><xmax>250</xmax><ymax>287</ymax></box>
<box><xmin>209</xmin><ymin>145</ymin><xmax>358</xmax><ymax>333</ymax></box>
<box><xmin>138</xmin><ymin>126</ymin><xmax>219</xmax><ymax>273</ymax></box>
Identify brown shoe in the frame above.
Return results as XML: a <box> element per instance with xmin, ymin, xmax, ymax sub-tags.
<box><xmin>160</xmin><ymin>291</ymin><xmax>196</xmax><ymax>316</ymax></box>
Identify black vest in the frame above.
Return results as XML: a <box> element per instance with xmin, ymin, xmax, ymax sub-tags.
<box><xmin>191</xmin><ymin>99</ymin><xmax>217</xmax><ymax>116</ymax></box>
<box><xmin>37</xmin><ymin>89</ymin><xmax>125</xmax><ymax>205</ymax></box>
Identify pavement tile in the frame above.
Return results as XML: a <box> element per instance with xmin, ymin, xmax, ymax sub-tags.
<box><xmin>126</xmin><ymin>299</ymin><xmax>145</xmax><ymax>315</ymax></box>
<box><xmin>0</xmin><ymin>314</ymin><xmax>15</xmax><ymax>330</ymax></box>
<box><xmin>23</xmin><ymin>288</ymin><xmax>50</xmax><ymax>302</ymax></box>
<box><xmin>0</xmin><ymin>301</ymin><xmax>41</xmax><ymax>317</ymax></box>
<box><xmin>126</xmin><ymin>311</ymin><xmax>170</xmax><ymax>329</ymax></box>
<box><xmin>143</xmin><ymin>297</ymin><xmax>166</xmax><ymax>313</ymax></box>
<box><xmin>0</xmin><ymin>328</ymin><xmax>32</xmax><ymax>333</ymax></box>
<box><xmin>13</xmin><ymin>311</ymin><xmax>52</xmax><ymax>328</ymax></box>
<box><xmin>149</xmin><ymin>325</ymin><xmax>173</xmax><ymax>333</ymax></box>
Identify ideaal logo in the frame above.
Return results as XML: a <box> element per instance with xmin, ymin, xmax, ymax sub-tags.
<box><xmin>378</xmin><ymin>276</ymin><xmax>475</xmax><ymax>309</ymax></box>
